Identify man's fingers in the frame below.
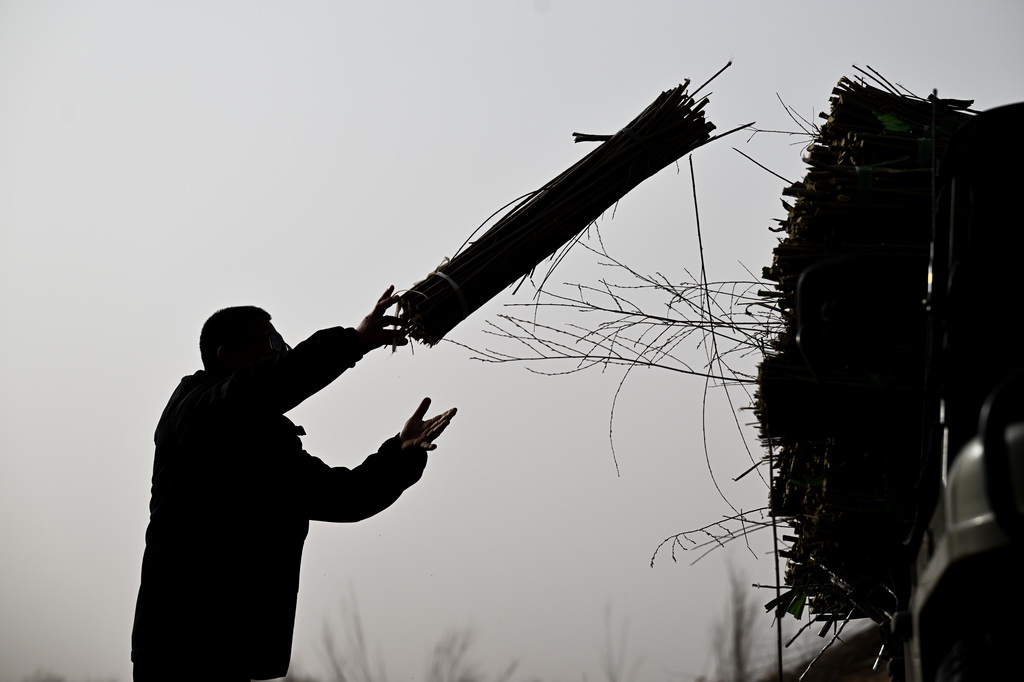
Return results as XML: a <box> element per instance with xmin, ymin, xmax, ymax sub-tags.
<box><xmin>371</xmin><ymin>286</ymin><xmax>399</xmax><ymax>316</ymax></box>
<box><xmin>411</xmin><ymin>397</ymin><xmax>431</xmax><ymax>421</ymax></box>
<box><xmin>402</xmin><ymin>403</ymin><xmax>455</xmax><ymax>452</ymax></box>
<box><xmin>359</xmin><ymin>314</ymin><xmax>408</xmax><ymax>351</ymax></box>
<box><xmin>372</xmin><ymin>297</ymin><xmax>399</xmax><ymax>317</ymax></box>
<box><xmin>423</xmin><ymin>408</ymin><xmax>456</xmax><ymax>440</ymax></box>
<box><xmin>373</xmin><ymin>315</ymin><xmax>405</xmax><ymax>329</ymax></box>
<box><xmin>429</xmin><ymin>409</ymin><xmax>456</xmax><ymax>431</ymax></box>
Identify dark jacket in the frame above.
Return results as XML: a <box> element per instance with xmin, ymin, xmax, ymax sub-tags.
<box><xmin>131</xmin><ymin>327</ymin><xmax>427</xmax><ymax>679</ymax></box>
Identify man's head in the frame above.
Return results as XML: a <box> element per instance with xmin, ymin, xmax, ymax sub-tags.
<box><xmin>199</xmin><ymin>306</ymin><xmax>289</xmax><ymax>373</ymax></box>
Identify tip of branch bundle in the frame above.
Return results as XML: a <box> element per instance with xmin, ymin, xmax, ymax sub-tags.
<box><xmin>707</xmin><ymin>121</ymin><xmax>756</xmax><ymax>144</ymax></box>
<box><xmin>692</xmin><ymin>60</ymin><xmax>733</xmax><ymax>98</ymax></box>
<box><xmin>572</xmin><ymin>132</ymin><xmax>613</xmax><ymax>144</ymax></box>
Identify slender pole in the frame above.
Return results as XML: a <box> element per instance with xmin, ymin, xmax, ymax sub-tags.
<box><xmin>770</xmin><ymin>437</ymin><xmax>784</xmax><ymax>680</ymax></box>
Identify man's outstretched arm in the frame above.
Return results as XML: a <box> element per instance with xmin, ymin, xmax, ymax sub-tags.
<box><xmin>303</xmin><ymin>397</ymin><xmax>458</xmax><ymax>523</ymax></box>
<box><xmin>201</xmin><ymin>286</ymin><xmax>410</xmax><ymax>414</ymax></box>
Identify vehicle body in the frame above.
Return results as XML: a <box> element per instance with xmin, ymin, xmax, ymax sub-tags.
<box><xmin>887</xmin><ymin>102</ymin><xmax>1024</xmax><ymax>682</ymax></box>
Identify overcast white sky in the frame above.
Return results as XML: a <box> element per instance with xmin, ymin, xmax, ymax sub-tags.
<box><xmin>2</xmin><ymin>2</ymin><xmax>1022</xmax><ymax>681</ymax></box>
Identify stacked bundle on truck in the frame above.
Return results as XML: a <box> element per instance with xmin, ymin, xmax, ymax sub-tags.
<box><xmin>757</xmin><ymin>71</ymin><xmax>974</xmax><ymax>623</ymax></box>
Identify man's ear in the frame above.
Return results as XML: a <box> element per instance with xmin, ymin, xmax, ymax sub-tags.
<box><xmin>216</xmin><ymin>345</ymin><xmax>234</xmax><ymax>367</ymax></box>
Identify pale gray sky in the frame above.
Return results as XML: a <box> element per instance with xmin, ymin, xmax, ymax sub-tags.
<box><xmin>1</xmin><ymin>2</ymin><xmax>1021</xmax><ymax>681</ymax></box>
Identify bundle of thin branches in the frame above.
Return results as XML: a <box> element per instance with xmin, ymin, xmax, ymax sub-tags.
<box><xmin>454</xmin><ymin>232</ymin><xmax>778</xmax><ymax>376</ymax></box>
<box><xmin>755</xmin><ymin>68</ymin><xmax>974</xmax><ymax>624</ymax></box>
<box><xmin>400</xmin><ymin>78</ymin><xmax>736</xmax><ymax>345</ymax></box>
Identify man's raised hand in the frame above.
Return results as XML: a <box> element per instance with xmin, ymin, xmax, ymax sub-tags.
<box><xmin>356</xmin><ymin>285</ymin><xmax>408</xmax><ymax>352</ymax></box>
<box><xmin>400</xmin><ymin>397</ymin><xmax>457</xmax><ymax>452</ymax></box>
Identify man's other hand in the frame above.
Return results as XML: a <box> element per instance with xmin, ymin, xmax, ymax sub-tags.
<box><xmin>400</xmin><ymin>397</ymin><xmax>457</xmax><ymax>452</ymax></box>
<box><xmin>356</xmin><ymin>285</ymin><xmax>409</xmax><ymax>352</ymax></box>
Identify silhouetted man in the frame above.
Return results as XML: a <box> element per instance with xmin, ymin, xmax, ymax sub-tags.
<box><xmin>131</xmin><ymin>287</ymin><xmax>455</xmax><ymax>680</ymax></box>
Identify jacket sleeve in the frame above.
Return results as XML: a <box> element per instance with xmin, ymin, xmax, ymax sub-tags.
<box><xmin>202</xmin><ymin>327</ymin><xmax>365</xmax><ymax>415</ymax></box>
<box><xmin>300</xmin><ymin>436</ymin><xmax>429</xmax><ymax>522</ymax></box>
